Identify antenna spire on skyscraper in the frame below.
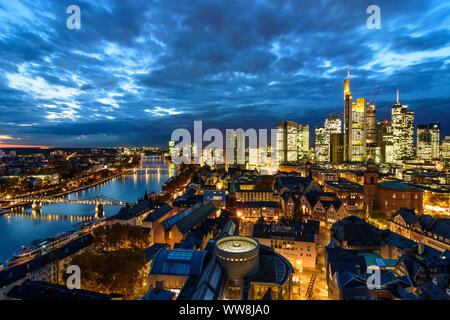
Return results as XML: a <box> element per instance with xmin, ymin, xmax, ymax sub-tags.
<box><xmin>347</xmin><ymin>65</ymin><xmax>350</xmax><ymax>79</ymax></box>
<box><xmin>397</xmin><ymin>89</ymin><xmax>399</xmax><ymax>104</ymax></box>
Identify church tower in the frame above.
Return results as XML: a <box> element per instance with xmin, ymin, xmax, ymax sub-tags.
<box><xmin>363</xmin><ymin>158</ymin><xmax>378</xmax><ymax>213</ymax></box>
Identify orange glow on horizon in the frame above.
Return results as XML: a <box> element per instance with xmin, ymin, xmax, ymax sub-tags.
<box><xmin>0</xmin><ymin>144</ymin><xmax>51</xmax><ymax>149</ymax></box>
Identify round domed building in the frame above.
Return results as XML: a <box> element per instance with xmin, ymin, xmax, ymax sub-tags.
<box><xmin>214</xmin><ymin>236</ymin><xmax>259</xmax><ymax>279</ymax></box>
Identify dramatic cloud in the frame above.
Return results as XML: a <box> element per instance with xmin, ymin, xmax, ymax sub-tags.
<box><xmin>0</xmin><ymin>0</ymin><xmax>449</xmax><ymax>146</ymax></box>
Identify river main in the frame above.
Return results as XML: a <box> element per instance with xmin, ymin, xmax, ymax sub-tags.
<box><xmin>0</xmin><ymin>172</ymin><xmax>173</xmax><ymax>264</ymax></box>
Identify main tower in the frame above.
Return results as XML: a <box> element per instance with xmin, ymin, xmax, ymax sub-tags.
<box><xmin>343</xmin><ymin>66</ymin><xmax>352</xmax><ymax>162</ymax></box>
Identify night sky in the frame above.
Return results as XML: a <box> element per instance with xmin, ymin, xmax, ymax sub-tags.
<box><xmin>0</xmin><ymin>0</ymin><xmax>449</xmax><ymax>147</ymax></box>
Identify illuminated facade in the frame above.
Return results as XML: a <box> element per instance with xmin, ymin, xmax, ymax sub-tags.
<box><xmin>330</xmin><ymin>133</ymin><xmax>344</xmax><ymax>164</ymax></box>
<box><xmin>366</xmin><ymin>103</ymin><xmax>376</xmax><ymax>160</ymax></box>
<box><xmin>297</xmin><ymin>124</ymin><xmax>310</xmax><ymax>160</ymax></box>
<box><xmin>417</xmin><ymin>124</ymin><xmax>432</xmax><ymax>161</ymax></box>
<box><xmin>315</xmin><ymin>126</ymin><xmax>328</xmax><ymax>162</ymax></box>
<box><xmin>430</xmin><ymin>123</ymin><xmax>441</xmax><ymax>159</ymax></box>
<box><xmin>442</xmin><ymin>136</ymin><xmax>450</xmax><ymax>160</ymax></box>
<box><xmin>277</xmin><ymin>121</ymin><xmax>298</xmax><ymax>163</ymax></box>
<box><xmin>350</xmin><ymin>98</ymin><xmax>367</xmax><ymax>162</ymax></box>
<box><xmin>376</xmin><ymin>121</ymin><xmax>393</xmax><ymax>163</ymax></box>
<box><xmin>391</xmin><ymin>93</ymin><xmax>415</xmax><ymax>163</ymax></box>
<box><xmin>343</xmin><ymin>69</ymin><xmax>366</xmax><ymax>162</ymax></box>
<box><xmin>324</xmin><ymin>114</ymin><xmax>342</xmax><ymax>162</ymax></box>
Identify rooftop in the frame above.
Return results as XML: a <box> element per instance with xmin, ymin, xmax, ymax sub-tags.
<box><xmin>150</xmin><ymin>249</ymin><xmax>206</xmax><ymax>277</ymax></box>
<box><xmin>378</xmin><ymin>181</ymin><xmax>421</xmax><ymax>190</ymax></box>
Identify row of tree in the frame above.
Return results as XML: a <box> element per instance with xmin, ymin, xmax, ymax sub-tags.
<box><xmin>66</xmin><ymin>224</ymin><xmax>151</xmax><ymax>299</ymax></box>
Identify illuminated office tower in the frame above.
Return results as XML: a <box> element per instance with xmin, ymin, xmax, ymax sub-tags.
<box><xmin>366</xmin><ymin>103</ymin><xmax>376</xmax><ymax>159</ymax></box>
<box><xmin>315</xmin><ymin>126</ymin><xmax>328</xmax><ymax>162</ymax></box>
<box><xmin>297</xmin><ymin>124</ymin><xmax>310</xmax><ymax>160</ymax></box>
<box><xmin>442</xmin><ymin>136</ymin><xmax>450</xmax><ymax>160</ymax></box>
<box><xmin>343</xmin><ymin>67</ymin><xmax>353</xmax><ymax>162</ymax></box>
<box><xmin>376</xmin><ymin>121</ymin><xmax>393</xmax><ymax>164</ymax></box>
<box><xmin>226</xmin><ymin>131</ymin><xmax>237</xmax><ymax>164</ymax></box>
<box><xmin>391</xmin><ymin>91</ymin><xmax>414</xmax><ymax>163</ymax></box>
<box><xmin>324</xmin><ymin>114</ymin><xmax>342</xmax><ymax>161</ymax></box>
<box><xmin>169</xmin><ymin>140</ymin><xmax>175</xmax><ymax>156</ymax></box>
<box><xmin>429</xmin><ymin>123</ymin><xmax>440</xmax><ymax>159</ymax></box>
<box><xmin>417</xmin><ymin>124</ymin><xmax>432</xmax><ymax>161</ymax></box>
<box><xmin>343</xmin><ymin>68</ymin><xmax>366</xmax><ymax>162</ymax></box>
<box><xmin>276</xmin><ymin>121</ymin><xmax>298</xmax><ymax>163</ymax></box>
<box><xmin>248</xmin><ymin>147</ymin><xmax>259</xmax><ymax>168</ymax></box>
<box><xmin>351</xmin><ymin>98</ymin><xmax>367</xmax><ymax>162</ymax></box>
<box><xmin>182</xmin><ymin>144</ymin><xmax>193</xmax><ymax>161</ymax></box>
<box><xmin>325</xmin><ymin>115</ymin><xmax>342</xmax><ymax>135</ymax></box>
<box><xmin>330</xmin><ymin>133</ymin><xmax>344</xmax><ymax>164</ymax></box>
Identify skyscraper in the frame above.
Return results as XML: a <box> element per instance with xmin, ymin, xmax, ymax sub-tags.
<box><xmin>330</xmin><ymin>133</ymin><xmax>344</xmax><ymax>164</ymax></box>
<box><xmin>417</xmin><ymin>124</ymin><xmax>432</xmax><ymax>161</ymax></box>
<box><xmin>324</xmin><ymin>114</ymin><xmax>342</xmax><ymax>162</ymax></box>
<box><xmin>277</xmin><ymin>121</ymin><xmax>298</xmax><ymax>163</ymax></box>
<box><xmin>315</xmin><ymin>126</ymin><xmax>328</xmax><ymax>162</ymax></box>
<box><xmin>297</xmin><ymin>124</ymin><xmax>310</xmax><ymax>161</ymax></box>
<box><xmin>442</xmin><ymin>136</ymin><xmax>450</xmax><ymax>160</ymax></box>
<box><xmin>343</xmin><ymin>68</ymin><xmax>366</xmax><ymax>162</ymax></box>
<box><xmin>391</xmin><ymin>91</ymin><xmax>414</xmax><ymax>163</ymax></box>
<box><xmin>430</xmin><ymin>123</ymin><xmax>441</xmax><ymax>159</ymax></box>
<box><xmin>366</xmin><ymin>103</ymin><xmax>376</xmax><ymax>160</ymax></box>
<box><xmin>376</xmin><ymin>121</ymin><xmax>393</xmax><ymax>164</ymax></box>
<box><xmin>343</xmin><ymin>67</ymin><xmax>352</xmax><ymax>162</ymax></box>
<box><xmin>416</xmin><ymin>123</ymin><xmax>441</xmax><ymax>161</ymax></box>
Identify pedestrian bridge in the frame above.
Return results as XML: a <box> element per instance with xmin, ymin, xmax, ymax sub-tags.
<box><xmin>0</xmin><ymin>195</ymin><xmax>131</xmax><ymax>206</ymax></box>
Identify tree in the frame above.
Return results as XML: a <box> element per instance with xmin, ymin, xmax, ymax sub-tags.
<box><xmin>91</xmin><ymin>223</ymin><xmax>151</xmax><ymax>253</ymax></box>
<box><xmin>68</xmin><ymin>249</ymin><xmax>147</xmax><ymax>299</ymax></box>
<box><xmin>66</xmin><ymin>224</ymin><xmax>151</xmax><ymax>299</ymax></box>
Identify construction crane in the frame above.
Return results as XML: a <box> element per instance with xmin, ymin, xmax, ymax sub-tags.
<box><xmin>369</xmin><ymin>85</ymin><xmax>382</xmax><ymax>105</ymax></box>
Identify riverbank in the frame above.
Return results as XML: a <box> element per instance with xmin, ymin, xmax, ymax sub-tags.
<box><xmin>0</xmin><ymin>172</ymin><xmax>121</xmax><ymax>210</ymax></box>
<box><xmin>0</xmin><ymin>172</ymin><xmax>171</xmax><ymax>264</ymax></box>
<box><xmin>52</xmin><ymin>173</ymin><xmax>122</xmax><ymax>198</ymax></box>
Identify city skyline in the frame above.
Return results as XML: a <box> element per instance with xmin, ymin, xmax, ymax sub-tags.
<box><xmin>0</xmin><ymin>0</ymin><xmax>449</xmax><ymax>147</ymax></box>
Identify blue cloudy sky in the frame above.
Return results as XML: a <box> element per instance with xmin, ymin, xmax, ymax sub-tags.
<box><xmin>0</xmin><ymin>0</ymin><xmax>449</xmax><ymax>147</ymax></box>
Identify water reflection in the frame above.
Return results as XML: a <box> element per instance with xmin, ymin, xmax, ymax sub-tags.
<box><xmin>0</xmin><ymin>173</ymin><xmax>171</xmax><ymax>264</ymax></box>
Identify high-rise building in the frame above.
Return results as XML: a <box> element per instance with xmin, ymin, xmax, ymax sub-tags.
<box><xmin>430</xmin><ymin>123</ymin><xmax>441</xmax><ymax>159</ymax></box>
<box><xmin>391</xmin><ymin>91</ymin><xmax>414</xmax><ymax>163</ymax></box>
<box><xmin>169</xmin><ymin>140</ymin><xmax>175</xmax><ymax>157</ymax></box>
<box><xmin>297</xmin><ymin>124</ymin><xmax>310</xmax><ymax>161</ymax></box>
<box><xmin>325</xmin><ymin>114</ymin><xmax>342</xmax><ymax>134</ymax></box>
<box><xmin>343</xmin><ymin>68</ymin><xmax>366</xmax><ymax>162</ymax></box>
<box><xmin>417</xmin><ymin>123</ymin><xmax>441</xmax><ymax>161</ymax></box>
<box><xmin>442</xmin><ymin>136</ymin><xmax>450</xmax><ymax>160</ymax></box>
<box><xmin>366</xmin><ymin>103</ymin><xmax>376</xmax><ymax>160</ymax></box>
<box><xmin>315</xmin><ymin>126</ymin><xmax>328</xmax><ymax>162</ymax></box>
<box><xmin>343</xmin><ymin>67</ymin><xmax>352</xmax><ymax>162</ymax></box>
<box><xmin>376</xmin><ymin>121</ymin><xmax>393</xmax><ymax>164</ymax></box>
<box><xmin>351</xmin><ymin>98</ymin><xmax>367</xmax><ymax>162</ymax></box>
<box><xmin>276</xmin><ymin>121</ymin><xmax>297</xmax><ymax>163</ymax></box>
<box><xmin>330</xmin><ymin>133</ymin><xmax>344</xmax><ymax>164</ymax></box>
<box><xmin>417</xmin><ymin>124</ymin><xmax>432</xmax><ymax>161</ymax></box>
<box><xmin>324</xmin><ymin>114</ymin><xmax>342</xmax><ymax>162</ymax></box>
